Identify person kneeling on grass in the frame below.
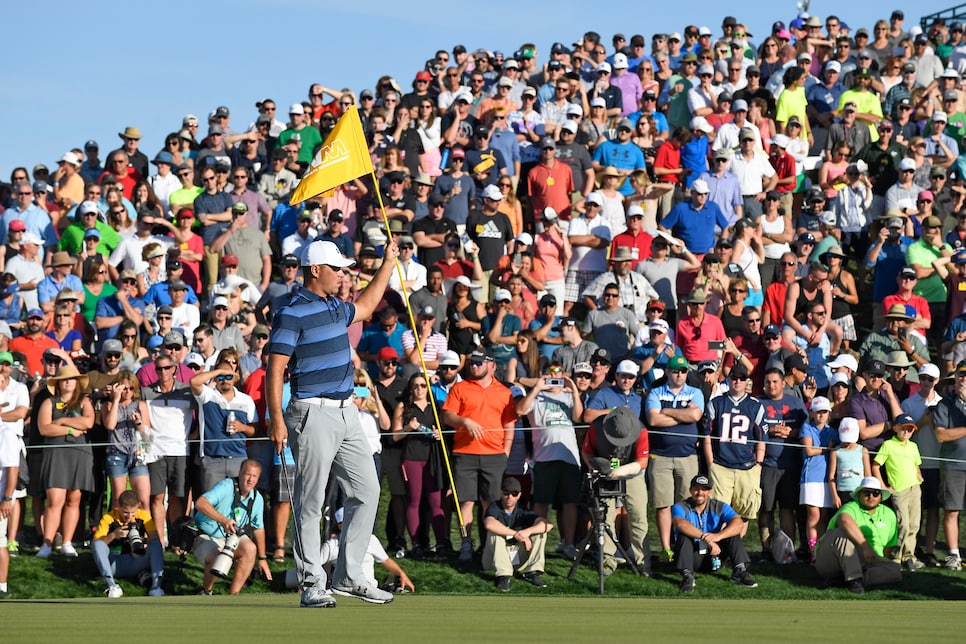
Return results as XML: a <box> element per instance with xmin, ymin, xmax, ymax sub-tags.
<box><xmin>317</xmin><ymin>508</ymin><xmax>415</xmax><ymax>594</ymax></box>
<box><xmin>483</xmin><ymin>477</ymin><xmax>553</xmax><ymax>592</ymax></box>
<box><xmin>192</xmin><ymin>459</ymin><xmax>272</xmax><ymax>595</ymax></box>
<box><xmin>92</xmin><ymin>489</ymin><xmax>165</xmax><ymax>598</ymax></box>
<box><xmin>814</xmin><ymin>476</ymin><xmax>901</xmax><ymax>595</ymax></box>
<box><xmin>671</xmin><ymin>475</ymin><xmax>758</xmax><ymax>594</ymax></box>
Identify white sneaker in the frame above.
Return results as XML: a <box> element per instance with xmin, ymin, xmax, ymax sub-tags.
<box><xmin>36</xmin><ymin>543</ymin><xmax>52</xmax><ymax>559</ymax></box>
<box><xmin>61</xmin><ymin>542</ymin><xmax>78</xmax><ymax>557</ymax></box>
<box><xmin>331</xmin><ymin>583</ymin><xmax>394</xmax><ymax>604</ymax></box>
<box><xmin>148</xmin><ymin>586</ymin><xmax>165</xmax><ymax>597</ymax></box>
<box><xmin>107</xmin><ymin>585</ymin><xmax>123</xmax><ymax>598</ymax></box>
<box><xmin>458</xmin><ymin>541</ymin><xmax>473</xmax><ymax>562</ymax></box>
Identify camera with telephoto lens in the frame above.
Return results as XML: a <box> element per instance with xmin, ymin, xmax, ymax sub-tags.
<box><xmin>587</xmin><ymin>458</ymin><xmax>626</xmax><ymax>499</ymax></box>
<box><xmin>211</xmin><ymin>532</ymin><xmax>241</xmax><ymax>578</ymax></box>
<box><xmin>126</xmin><ymin>522</ymin><xmax>147</xmax><ymax>556</ymax></box>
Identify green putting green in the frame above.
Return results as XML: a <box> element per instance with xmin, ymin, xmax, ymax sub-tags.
<box><xmin>2</xmin><ymin>596</ymin><xmax>956</xmax><ymax>642</ymax></box>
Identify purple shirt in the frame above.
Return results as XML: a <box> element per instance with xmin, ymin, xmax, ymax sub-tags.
<box><xmin>847</xmin><ymin>389</ymin><xmax>891</xmax><ymax>452</ymax></box>
<box><xmin>611</xmin><ymin>72</ymin><xmax>643</xmax><ymax>116</ymax></box>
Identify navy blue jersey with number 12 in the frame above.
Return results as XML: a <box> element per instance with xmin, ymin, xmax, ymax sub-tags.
<box><xmin>704</xmin><ymin>393</ymin><xmax>765</xmax><ymax>470</ymax></box>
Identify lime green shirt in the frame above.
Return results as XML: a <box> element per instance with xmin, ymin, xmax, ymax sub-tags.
<box><xmin>825</xmin><ymin>501</ymin><xmax>898</xmax><ymax>557</ymax></box>
<box><xmin>837</xmin><ymin>89</ymin><xmax>883</xmax><ymax>143</ymax></box>
<box><xmin>874</xmin><ymin>436</ymin><xmax>922</xmax><ymax>492</ymax></box>
<box><xmin>775</xmin><ymin>85</ymin><xmax>810</xmax><ymax>143</ymax></box>
<box><xmin>906</xmin><ymin>238</ymin><xmax>950</xmax><ymax>303</ymax></box>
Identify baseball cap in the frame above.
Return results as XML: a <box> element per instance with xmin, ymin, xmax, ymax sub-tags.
<box><xmin>810</xmin><ymin>396</ymin><xmax>832</xmax><ymax>412</ymax></box>
<box><xmin>377</xmin><ymin>346</ymin><xmax>399</xmax><ymax>361</ymax></box>
<box><xmin>763</xmin><ymin>324</ymin><xmax>781</xmax><ymax>338</ymax></box>
<box><xmin>590</xmin><ymin>348</ymin><xmax>611</xmax><ymax>365</ymax></box>
<box><xmin>301</xmin><ymin>240</ymin><xmax>355</xmax><ymax>268</ymax></box>
<box><xmin>615</xmin><ymin>360</ymin><xmax>639</xmax><ymax>376</ymax></box>
<box><xmin>573</xmin><ymin>362</ymin><xmax>593</xmax><ymax>375</ymax></box>
<box><xmin>163</xmin><ymin>331</ymin><xmax>185</xmax><ymax>347</ymax></box>
<box><xmin>667</xmin><ymin>356</ymin><xmax>689</xmax><ymax>370</ymax></box>
<box><xmin>690</xmin><ymin>475</ymin><xmax>713</xmax><ymax>490</ymax></box>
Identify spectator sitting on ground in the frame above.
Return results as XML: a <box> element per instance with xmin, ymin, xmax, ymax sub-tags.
<box><xmin>483</xmin><ymin>476</ymin><xmax>553</xmax><ymax>592</ymax></box>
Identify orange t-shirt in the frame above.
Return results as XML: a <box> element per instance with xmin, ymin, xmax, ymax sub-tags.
<box><xmin>442</xmin><ymin>378</ymin><xmax>517</xmax><ymax>454</ymax></box>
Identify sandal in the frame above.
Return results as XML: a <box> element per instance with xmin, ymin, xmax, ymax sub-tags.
<box><xmin>272</xmin><ymin>547</ymin><xmax>286</xmax><ymax>563</ymax></box>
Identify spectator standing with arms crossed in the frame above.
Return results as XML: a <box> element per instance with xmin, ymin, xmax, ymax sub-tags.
<box><xmin>267</xmin><ymin>239</ymin><xmax>399</xmax><ymax>608</ymax></box>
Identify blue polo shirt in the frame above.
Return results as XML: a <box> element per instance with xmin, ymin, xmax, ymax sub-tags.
<box><xmin>194</xmin><ymin>477</ymin><xmax>264</xmax><ymax>538</ymax></box>
<box><xmin>672</xmin><ymin>497</ymin><xmax>738</xmax><ymax>537</ymax></box>
<box><xmin>587</xmin><ymin>386</ymin><xmax>643</xmax><ymax>418</ymax></box>
<box><xmin>645</xmin><ymin>382</ymin><xmax>703</xmax><ymax>457</ymax></box>
<box><xmin>660</xmin><ymin>200</ymin><xmax>730</xmax><ymax>254</ymax></box>
<box><xmin>357</xmin><ymin>321</ymin><xmax>407</xmax><ymax>379</ymax></box>
<box><xmin>866</xmin><ymin>236</ymin><xmax>913</xmax><ymax>302</ymax></box>
<box><xmin>530</xmin><ymin>315</ymin><xmax>561</xmax><ymax>363</ymax></box>
<box><xmin>143</xmin><ymin>281</ymin><xmax>200</xmax><ymax>308</ymax></box>
<box><xmin>267</xmin><ymin>287</ymin><xmax>356</xmax><ymax>400</ymax></box>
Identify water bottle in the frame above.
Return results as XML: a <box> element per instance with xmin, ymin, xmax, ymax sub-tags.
<box><xmin>227</xmin><ymin>411</ymin><xmax>236</xmax><ymax>435</ymax></box>
<box><xmin>439</xmin><ymin>147</ymin><xmax>450</xmax><ymax>172</ymax></box>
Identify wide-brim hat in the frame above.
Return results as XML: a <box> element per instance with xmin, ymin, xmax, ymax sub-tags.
<box><xmin>853</xmin><ymin>476</ymin><xmax>891</xmax><ymax>502</ymax></box>
<box><xmin>596</xmin><ymin>165</ymin><xmax>627</xmax><ymax>188</ymax></box>
<box><xmin>47</xmin><ymin>365</ymin><xmax>90</xmax><ymax>395</ymax></box>
<box><xmin>600</xmin><ymin>406</ymin><xmax>641</xmax><ymax>447</ymax></box>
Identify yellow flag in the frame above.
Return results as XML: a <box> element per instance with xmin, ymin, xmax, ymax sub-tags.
<box><xmin>289</xmin><ymin>105</ymin><xmax>373</xmax><ymax>204</ymax></box>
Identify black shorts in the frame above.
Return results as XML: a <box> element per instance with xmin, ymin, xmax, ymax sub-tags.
<box><xmin>272</xmin><ymin>463</ymin><xmax>296</xmax><ymax>504</ymax></box>
<box><xmin>149</xmin><ymin>456</ymin><xmax>188</xmax><ymax>497</ymax></box>
<box><xmin>760</xmin><ymin>465</ymin><xmax>799</xmax><ymax>512</ymax></box>
<box><xmin>26</xmin><ymin>453</ymin><xmax>44</xmax><ymax>497</ymax></box>
<box><xmin>453</xmin><ymin>453</ymin><xmax>507</xmax><ymax>504</ymax></box>
<box><xmin>381</xmin><ymin>443</ymin><xmax>407</xmax><ymax>496</ymax></box>
<box><xmin>532</xmin><ymin>460</ymin><xmax>582</xmax><ymax>506</ymax></box>
<box><xmin>922</xmin><ymin>469</ymin><xmax>941</xmax><ymax>509</ymax></box>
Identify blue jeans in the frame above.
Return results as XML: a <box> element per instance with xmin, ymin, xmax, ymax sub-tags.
<box><xmin>92</xmin><ymin>538</ymin><xmax>164</xmax><ymax>587</ymax></box>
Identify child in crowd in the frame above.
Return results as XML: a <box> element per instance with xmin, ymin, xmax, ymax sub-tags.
<box><xmin>799</xmin><ymin>396</ymin><xmax>837</xmax><ymax>562</ymax></box>
<box><xmin>872</xmin><ymin>414</ymin><xmax>925</xmax><ymax>571</ymax></box>
<box><xmin>827</xmin><ymin>417</ymin><xmax>870</xmax><ymax>507</ymax></box>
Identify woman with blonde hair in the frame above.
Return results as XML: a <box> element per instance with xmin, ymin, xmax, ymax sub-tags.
<box><xmin>102</xmin><ymin>369</ymin><xmax>152</xmax><ymax>509</ymax></box>
<box><xmin>496</xmin><ymin>176</ymin><xmax>523</xmax><ymax>236</ymax></box>
<box><xmin>137</xmin><ymin>242</ymin><xmax>167</xmax><ymax>297</ymax></box>
<box><xmin>623</xmin><ymin>170</ymin><xmax>673</xmax><ymax>231</ymax></box>
<box><xmin>37</xmin><ymin>365</ymin><xmax>95</xmax><ymax>558</ymax></box>
<box><xmin>47</xmin><ymin>303</ymin><xmax>82</xmax><ymax>352</ymax></box>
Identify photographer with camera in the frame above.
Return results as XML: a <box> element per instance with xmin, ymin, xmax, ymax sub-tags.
<box><xmin>92</xmin><ymin>489</ymin><xmax>164</xmax><ymax>598</ymax></box>
<box><xmin>581</xmin><ymin>405</ymin><xmax>651</xmax><ymax>576</ymax></box>
<box><xmin>192</xmin><ymin>458</ymin><xmax>271</xmax><ymax>595</ymax></box>
<box><xmin>671</xmin><ymin>475</ymin><xmax>758</xmax><ymax>593</ymax></box>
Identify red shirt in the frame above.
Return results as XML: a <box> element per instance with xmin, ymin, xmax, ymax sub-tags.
<box><xmin>728</xmin><ymin>332</ymin><xmax>770</xmax><ymax>395</ymax></box>
<box><xmin>882</xmin><ymin>292</ymin><xmax>931</xmax><ymax>323</ymax></box>
<box><xmin>763</xmin><ymin>281</ymin><xmax>789</xmax><ymax>328</ymax></box>
<box><xmin>527</xmin><ymin>161</ymin><xmax>575</xmax><ymax>219</ymax></box>
<box><xmin>770</xmin><ymin>151</ymin><xmax>796</xmax><ymax>194</ymax></box>
<box><xmin>9</xmin><ymin>333</ymin><xmax>59</xmax><ymax>377</ymax></box>
<box><xmin>433</xmin><ymin>259</ymin><xmax>474</xmax><ymax>282</ymax></box>
<box><xmin>653</xmin><ymin>141</ymin><xmax>681</xmax><ymax>185</ymax></box>
<box><xmin>611</xmin><ymin>229</ymin><xmax>654</xmax><ymax>262</ymax></box>
<box><xmin>675</xmin><ymin>313</ymin><xmax>726</xmax><ymax>362</ymax></box>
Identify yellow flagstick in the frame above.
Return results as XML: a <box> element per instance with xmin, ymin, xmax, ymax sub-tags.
<box><xmin>368</xmin><ymin>174</ymin><xmax>468</xmax><ymax>538</ymax></box>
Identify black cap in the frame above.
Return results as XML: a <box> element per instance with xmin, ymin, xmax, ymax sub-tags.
<box><xmin>784</xmin><ymin>353</ymin><xmax>808</xmax><ymax>373</ymax></box>
<box><xmin>501</xmin><ymin>477</ymin><xmax>522</xmax><ymax>494</ymax></box>
<box><xmin>359</xmin><ymin>245</ymin><xmax>379</xmax><ymax>257</ymax></box>
<box><xmin>553</xmin><ymin>316</ymin><xmax>578</xmax><ymax>332</ymax></box>
<box><xmin>539</xmin><ymin>294</ymin><xmax>557</xmax><ymax>307</ymax></box>
<box><xmin>691</xmin><ymin>475</ymin><xmax>713</xmax><ymax>489</ymax></box>
<box><xmin>429</xmin><ymin>193</ymin><xmax>446</xmax><ymax>206</ymax></box>
<box><xmin>730</xmin><ymin>362</ymin><xmax>750</xmax><ymax>379</ymax></box>
<box><xmin>865</xmin><ymin>359</ymin><xmax>886</xmax><ymax>377</ymax></box>
<box><xmin>281</xmin><ymin>253</ymin><xmax>300</xmax><ymax>267</ymax></box>
<box><xmin>591</xmin><ymin>348</ymin><xmax>612</xmax><ymax>365</ymax></box>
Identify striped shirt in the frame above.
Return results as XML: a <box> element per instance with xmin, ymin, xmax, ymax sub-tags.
<box><xmin>267</xmin><ymin>287</ymin><xmax>356</xmax><ymax>400</ymax></box>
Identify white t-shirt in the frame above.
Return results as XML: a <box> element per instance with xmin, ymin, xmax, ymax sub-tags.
<box><xmin>320</xmin><ymin>534</ymin><xmax>387</xmax><ymax>587</ymax></box>
<box><xmin>567</xmin><ymin>215</ymin><xmax>612</xmax><ymax>272</ymax></box>
<box><xmin>0</xmin><ymin>379</ymin><xmax>29</xmax><ymax>437</ymax></box>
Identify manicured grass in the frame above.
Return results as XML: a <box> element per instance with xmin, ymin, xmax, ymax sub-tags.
<box><xmin>2</xmin><ymin>595</ymin><xmax>959</xmax><ymax>643</ymax></box>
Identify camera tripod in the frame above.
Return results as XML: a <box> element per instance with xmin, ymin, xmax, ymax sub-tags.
<box><xmin>567</xmin><ymin>473</ymin><xmax>642</xmax><ymax>594</ymax></box>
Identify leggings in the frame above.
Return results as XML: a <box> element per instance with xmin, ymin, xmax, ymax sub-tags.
<box><xmin>401</xmin><ymin>459</ymin><xmax>446</xmax><ymax>544</ymax></box>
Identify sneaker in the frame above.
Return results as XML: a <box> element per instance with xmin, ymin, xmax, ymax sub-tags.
<box><xmin>36</xmin><ymin>543</ymin><xmax>52</xmax><ymax>559</ymax></box>
<box><xmin>680</xmin><ymin>570</ymin><xmax>695</xmax><ymax>594</ymax></box>
<box><xmin>614</xmin><ymin>552</ymin><xmax>626</xmax><ymax>564</ymax></box>
<box><xmin>7</xmin><ymin>541</ymin><xmax>18</xmax><ymax>557</ymax></box>
<box><xmin>394</xmin><ymin>547</ymin><xmax>407</xmax><ymax>559</ymax></box>
<box><xmin>921</xmin><ymin>552</ymin><xmax>940</xmax><ymax>568</ymax></box>
<box><xmin>61</xmin><ymin>542</ymin><xmax>78</xmax><ymax>557</ymax></box>
<box><xmin>148</xmin><ymin>586</ymin><xmax>165</xmax><ymax>597</ymax></box>
<box><xmin>106</xmin><ymin>585</ymin><xmax>123</xmax><ymax>598</ymax></box>
<box><xmin>458</xmin><ymin>541</ymin><xmax>474</xmax><ymax>562</ymax></box>
<box><xmin>661</xmin><ymin>548</ymin><xmax>675</xmax><ymax>564</ymax></box>
<box><xmin>300</xmin><ymin>586</ymin><xmax>337</xmax><ymax>608</ymax></box>
<box><xmin>846</xmin><ymin>578</ymin><xmax>865</xmax><ymax>595</ymax></box>
<box><xmin>495</xmin><ymin>576</ymin><xmax>511</xmax><ymax>592</ymax></box>
<box><xmin>198</xmin><ymin>588</ymin><xmax>213</xmax><ymax>596</ymax></box>
<box><xmin>945</xmin><ymin>554</ymin><xmax>962</xmax><ymax>570</ymax></box>
<box><xmin>904</xmin><ymin>558</ymin><xmax>926</xmax><ymax>571</ymax></box>
<box><xmin>602</xmin><ymin>557</ymin><xmax>618</xmax><ymax>576</ymax></box>
<box><xmin>730</xmin><ymin>566</ymin><xmax>758</xmax><ymax>587</ymax></box>
<box><xmin>522</xmin><ymin>571</ymin><xmax>547</xmax><ymax>588</ymax></box>
<box><xmin>331</xmin><ymin>583</ymin><xmax>394</xmax><ymax>604</ymax></box>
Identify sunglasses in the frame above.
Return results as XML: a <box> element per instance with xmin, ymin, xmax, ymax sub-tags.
<box><xmin>215</xmin><ymin>374</ymin><xmax>234</xmax><ymax>381</ymax></box>
<box><xmin>860</xmin><ymin>489</ymin><xmax>882</xmax><ymax>498</ymax></box>
<box><xmin>157</xmin><ymin>365</ymin><xmax>176</xmax><ymax>371</ymax></box>
<box><xmin>501</xmin><ymin>489</ymin><xmax>521</xmax><ymax>497</ymax></box>
<box><xmin>382</xmin><ymin>359</ymin><xmax>398</xmax><ymax>366</ymax></box>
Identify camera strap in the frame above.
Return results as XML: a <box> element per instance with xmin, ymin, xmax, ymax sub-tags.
<box><xmin>232</xmin><ymin>478</ymin><xmax>256</xmax><ymax>528</ymax></box>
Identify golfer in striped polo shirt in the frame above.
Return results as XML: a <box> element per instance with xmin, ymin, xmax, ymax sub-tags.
<box><xmin>267</xmin><ymin>239</ymin><xmax>399</xmax><ymax>608</ymax></box>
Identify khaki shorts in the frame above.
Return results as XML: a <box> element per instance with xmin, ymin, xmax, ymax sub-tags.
<box><xmin>647</xmin><ymin>454</ymin><xmax>699</xmax><ymax>508</ymax></box>
<box><xmin>710</xmin><ymin>462</ymin><xmax>762</xmax><ymax>519</ymax></box>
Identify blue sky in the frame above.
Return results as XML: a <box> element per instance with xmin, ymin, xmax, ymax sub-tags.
<box><xmin>0</xmin><ymin>1</ymin><xmax>954</xmax><ymax>180</ymax></box>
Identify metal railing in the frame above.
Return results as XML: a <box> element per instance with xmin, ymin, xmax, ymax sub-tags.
<box><xmin>921</xmin><ymin>4</ymin><xmax>966</xmax><ymax>29</ymax></box>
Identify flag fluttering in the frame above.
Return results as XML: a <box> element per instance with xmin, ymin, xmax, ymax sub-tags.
<box><xmin>288</xmin><ymin>105</ymin><xmax>373</xmax><ymax>204</ymax></box>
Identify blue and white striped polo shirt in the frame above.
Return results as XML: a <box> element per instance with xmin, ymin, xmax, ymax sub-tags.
<box><xmin>267</xmin><ymin>287</ymin><xmax>356</xmax><ymax>400</ymax></box>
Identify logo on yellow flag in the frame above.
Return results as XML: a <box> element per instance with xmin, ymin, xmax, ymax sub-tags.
<box><xmin>289</xmin><ymin>106</ymin><xmax>373</xmax><ymax>204</ymax></box>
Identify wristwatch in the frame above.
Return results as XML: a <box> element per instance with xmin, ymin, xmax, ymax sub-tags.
<box><xmin>2</xmin><ymin>496</ymin><xmax>12</xmax><ymax>502</ymax></box>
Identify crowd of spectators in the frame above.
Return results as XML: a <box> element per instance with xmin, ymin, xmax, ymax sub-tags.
<box><xmin>7</xmin><ymin>8</ymin><xmax>966</xmax><ymax>598</ymax></box>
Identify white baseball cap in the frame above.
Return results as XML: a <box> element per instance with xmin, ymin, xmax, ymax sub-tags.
<box><xmin>482</xmin><ymin>184</ymin><xmax>503</xmax><ymax>201</ymax></box>
<box><xmin>919</xmin><ymin>363</ymin><xmax>941</xmax><ymax>380</ymax></box>
<box><xmin>439</xmin><ymin>350</ymin><xmax>461</xmax><ymax>367</ymax></box>
<box><xmin>615</xmin><ymin>359</ymin><xmax>639</xmax><ymax>376</ymax></box>
<box><xmin>838</xmin><ymin>417</ymin><xmax>860</xmax><ymax>443</ymax></box>
<box><xmin>493</xmin><ymin>288</ymin><xmax>512</xmax><ymax>303</ymax></box>
<box><xmin>827</xmin><ymin>354</ymin><xmax>858</xmax><ymax>372</ymax></box>
<box><xmin>301</xmin><ymin>240</ymin><xmax>355</xmax><ymax>268</ymax></box>
<box><xmin>691</xmin><ymin>179</ymin><xmax>711</xmax><ymax>194</ymax></box>
<box><xmin>810</xmin><ymin>396</ymin><xmax>832</xmax><ymax>412</ymax></box>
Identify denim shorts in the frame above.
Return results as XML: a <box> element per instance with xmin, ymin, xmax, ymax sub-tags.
<box><xmin>106</xmin><ymin>450</ymin><xmax>149</xmax><ymax>479</ymax></box>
